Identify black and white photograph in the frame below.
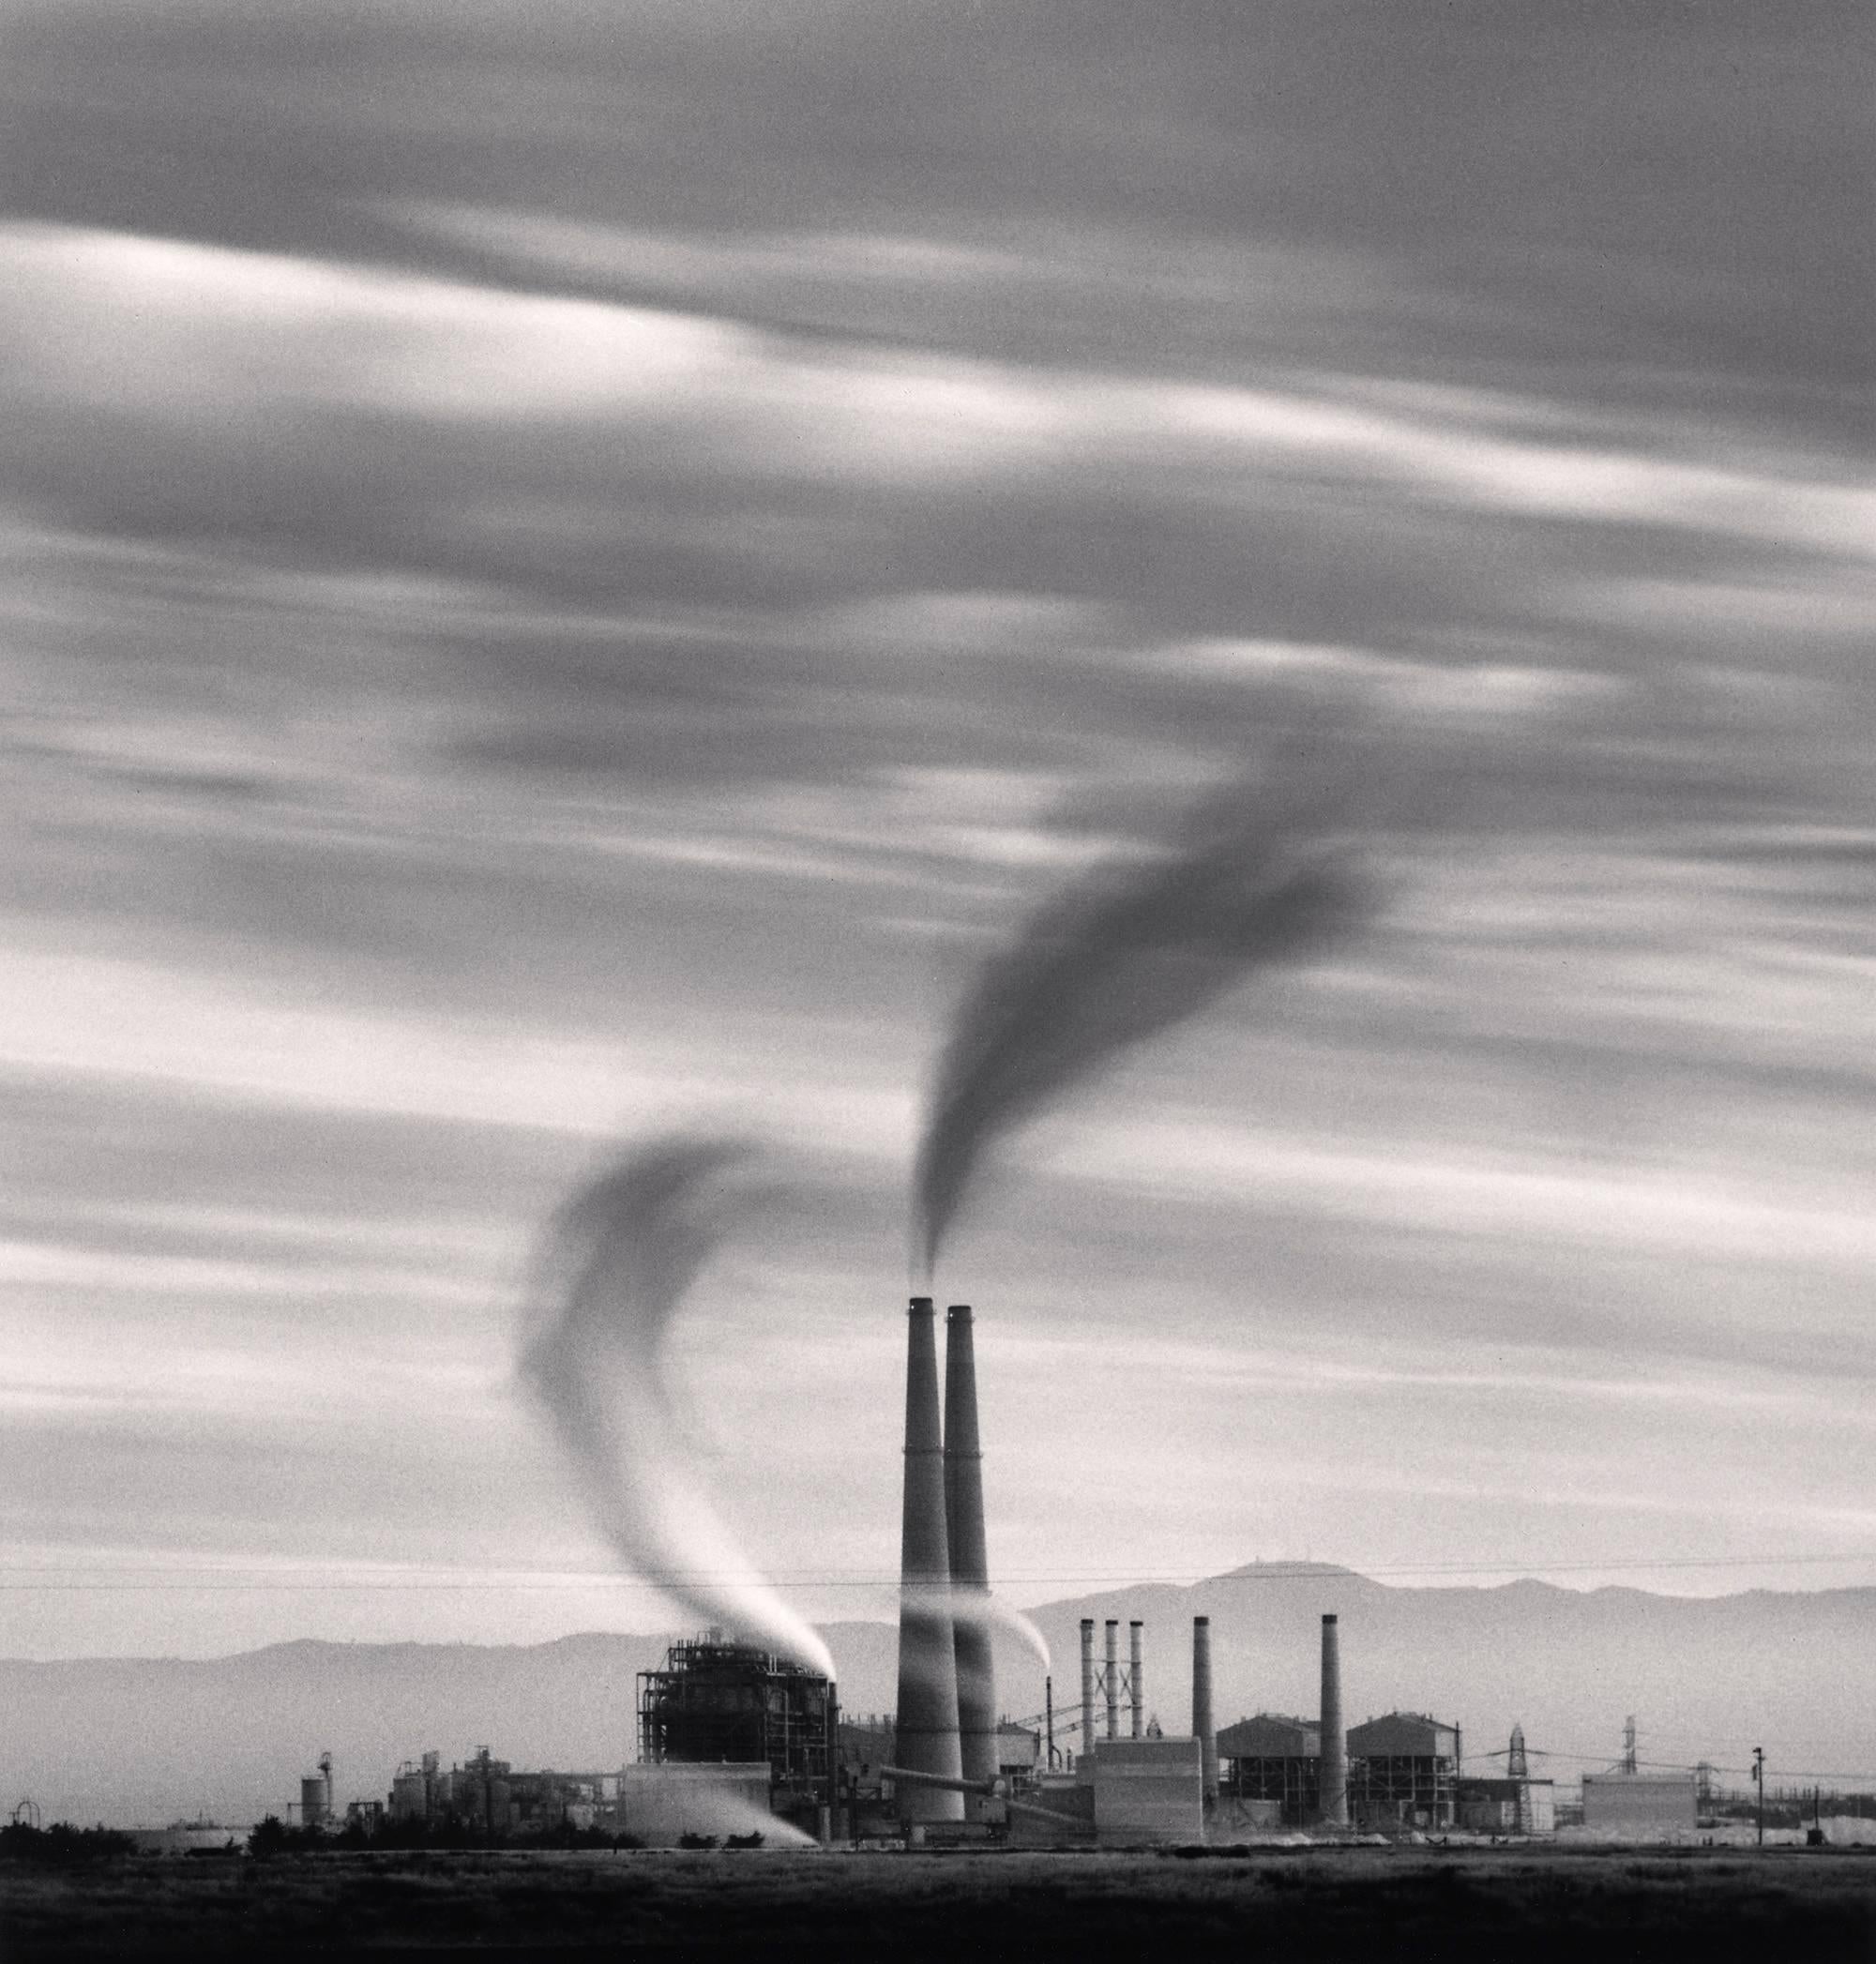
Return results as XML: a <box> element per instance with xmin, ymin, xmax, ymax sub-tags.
<box><xmin>1</xmin><ymin>1</ymin><xmax>1871</xmax><ymax>1955</ymax></box>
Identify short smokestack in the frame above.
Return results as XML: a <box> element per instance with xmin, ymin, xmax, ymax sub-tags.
<box><xmin>1104</xmin><ymin>1620</ymin><xmax>1119</xmax><ymax>1739</ymax></box>
<box><xmin>1128</xmin><ymin>1622</ymin><xmax>1143</xmax><ymax>1738</ymax></box>
<box><xmin>944</xmin><ymin>1304</ymin><xmax>997</xmax><ymax>1813</ymax></box>
<box><xmin>1192</xmin><ymin>1616</ymin><xmax>1218</xmax><ymax>1803</ymax></box>
<box><xmin>1079</xmin><ymin>1619</ymin><xmax>1096</xmax><ymax>1770</ymax></box>
<box><xmin>1319</xmin><ymin>1613</ymin><xmax>1347</xmax><ymax>1828</ymax></box>
<box><xmin>893</xmin><ymin>1297</ymin><xmax>964</xmax><ymax>1821</ymax></box>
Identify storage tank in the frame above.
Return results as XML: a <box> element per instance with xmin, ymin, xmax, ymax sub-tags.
<box><xmin>299</xmin><ymin>1776</ymin><xmax>328</xmax><ymax>1829</ymax></box>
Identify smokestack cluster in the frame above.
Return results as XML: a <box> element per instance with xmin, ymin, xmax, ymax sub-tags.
<box><xmin>893</xmin><ymin>1298</ymin><xmax>964</xmax><ymax>1820</ymax></box>
<box><xmin>1319</xmin><ymin>1612</ymin><xmax>1347</xmax><ymax>1828</ymax></box>
<box><xmin>892</xmin><ymin>1296</ymin><xmax>1000</xmax><ymax>1823</ymax></box>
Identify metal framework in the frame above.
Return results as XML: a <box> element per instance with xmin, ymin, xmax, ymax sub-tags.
<box><xmin>1224</xmin><ymin>1755</ymin><xmax>1320</xmax><ymax>1824</ymax></box>
<box><xmin>1351</xmin><ymin>1754</ymin><xmax>1456</xmax><ymax>1827</ymax></box>
<box><xmin>637</xmin><ymin>1630</ymin><xmax>831</xmax><ymax>1793</ymax></box>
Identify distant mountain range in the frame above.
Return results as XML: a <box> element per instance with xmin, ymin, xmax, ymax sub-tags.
<box><xmin>5</xmin><ymin>1564</ymin><xmax>1870</xmax><ymax>1825</ymax></box>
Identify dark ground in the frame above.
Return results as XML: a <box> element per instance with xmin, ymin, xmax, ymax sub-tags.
<box><xmin>3</xmin><ymin>1845</ymin><xmax>1873</xmax><ymax>1961</ymax></box>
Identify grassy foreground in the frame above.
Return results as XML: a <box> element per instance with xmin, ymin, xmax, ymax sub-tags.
<box><xmin>3</xmin><ymin>1844</ymin><xmax>1873</xmax><ymax>1960</ymax></box>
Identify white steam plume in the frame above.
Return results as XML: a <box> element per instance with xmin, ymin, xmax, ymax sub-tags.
<box><xmin>901</xmin><ymin>1580</ymin><xmax>1051</xmax><ymax>1669</ymax></box>
<box><xmin>518</xmin><ymin>1137</ymin><xmax>836</xmax><ymax>1678</ymax></box>
<box><xmin>915</xmin><ymin>778</ymin><xmax>1371</xmax><ymax>1277</ymax></box>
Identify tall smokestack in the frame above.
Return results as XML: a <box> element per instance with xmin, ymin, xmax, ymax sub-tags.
<box><xmin>1192</xmin><ymin>1616</ymin><xmax>1218</xmax><ymax>1804</ymax></box>
<box><xmin>893</xmin><ymin>1297</ymin><xmax>964</xmax><ymax>1821</ymax></box>
<box><xmin>1319</xmin><ymin>1613</ymin><xmax>1347</xmax><ymax>1828</ymax></box>
<box><xmin>1128</xmin><ymin>1622</ymin><xmax>1143</xmax><ymax>1738</ymax></box>
<box><xmin>1079</xmin><ymin>1620</ymin><xmax>1095</xmax><ymax>1770</ymax></box>
<box><xmin>943</xmin><ymin>1304</ymin><xmax>997</xmax><ymax>1813</ymax></box>
<box><xmin>1104</xmin><ymin>1620</ymin><xmax>1119</xmax><ymax>1740</ymax></box>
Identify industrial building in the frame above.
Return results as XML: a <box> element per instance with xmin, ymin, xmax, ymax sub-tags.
<box><xmin>1347</xmin><ymin>1714</ymin><xmax>1461</xmax><ymax>1829</ymax></box>
<box><xmin>1217</xmin><ymin>1715</ymin><xmax>1321</xmax><ymax>1825</ymax></box>
<box><xmin>1458</xmin><ymin>1775</ymin><xmax>1556</xmax><ymax>1835</ymax></box>
<box><xmin>636</xmin><ymin>1628</ymin><xmax>835</xmax><ymax>1836</ymax></box>
<box><xmin>386</xmin><ymin>1748</ymin><xmax>613</xmax><ymax>1836</ymax></box>
<box><xmin>1090</xmin><ymin>1737</ymin><xmax>1204</xmax><ymax>1846</ymax></box>
<box><xmin>1581</xmin><ymin>1771</ymin><xmax>1698</xmax><ymax>1835</ymax></box>
<box><xmin>637</xmin><ymin>1630</ymin><xmax>832</xmax><ymax>1792</ymax></box>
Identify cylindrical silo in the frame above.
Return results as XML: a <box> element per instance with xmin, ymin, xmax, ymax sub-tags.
<box><xmin>1319</xmin><ymin>1613</ymin><xmax>1347</xmax><ymax>1828</ymax></box>
<box><xmin>944</xmin><ymin>1304</ymin><xmax>997</xmax><ymax>1812</ymax></box>
<box><xmin>1192</xmin><ymin>1616</ymin><xmax>1218</xmax><ymax>1804</ymax></box>
<box><xmin>299</xmin><ymin>1776</ymin><xmax>327</xmax><ymax>1830</ymax></box>
<box><xmin>892</xmin><ymin>1296</ymin><xmax>964</xmax><ymax>1821</ymax></box>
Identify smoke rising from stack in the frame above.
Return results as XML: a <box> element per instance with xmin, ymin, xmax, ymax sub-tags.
<box><xmin>518</xmin><ymin>1137</ymin><xmax>835</xmax><ymax>1679</ymax></box>
<box><xmin>913</xmin><ymin>778</ymin><xmax>1370</xmax><ymax>1277</ymax></box>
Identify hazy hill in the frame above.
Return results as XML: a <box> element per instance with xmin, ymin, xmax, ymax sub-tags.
<box><xmin>5</xmin><ymin>1566</ymin><xmax>1870</xmax><ymax>1824</ymax></box>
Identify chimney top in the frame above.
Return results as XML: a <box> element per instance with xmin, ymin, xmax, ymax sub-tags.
<box><xmin>1323</xmin><ymin>1613</ymin><xmax>1338</xmax><ymax>1624</ymax></box>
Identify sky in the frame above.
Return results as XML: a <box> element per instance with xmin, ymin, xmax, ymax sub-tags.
<box><xmin>1</xmin><ymin>0</ymin><xmax>1872</xmax><ymax>1661</ymax></box>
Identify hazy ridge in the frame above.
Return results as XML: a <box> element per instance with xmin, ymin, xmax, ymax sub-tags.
<box><xmin>5</xmin><ymin>1565</ymin><xmax>1870</xmax><ymax>1825</ymax></box>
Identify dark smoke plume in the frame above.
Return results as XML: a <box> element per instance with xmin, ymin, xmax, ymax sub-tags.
<box><xmin>518</xmin><ymin>1137</ymin><xmax>835</xmax><ymax>1676</ymax></box>
<box><xmin>915</xmin><ymin>782</ymin><xmax>1370</xmax><ymax>1277</ymax></box>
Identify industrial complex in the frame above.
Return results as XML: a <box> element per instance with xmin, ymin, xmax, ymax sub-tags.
<box><xmin>254</xmin><ymin>1296</ymin><xmax>1811</xmax><ymax>1851</ymax></box>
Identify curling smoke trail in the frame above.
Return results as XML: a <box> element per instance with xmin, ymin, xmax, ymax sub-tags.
<box><xmin>900</xmin><ymin>1580</ymin><xmax>1051</xmax><ymax>1669</ymax></box>
<box><xmin>518</xmin><ymin>1137</ymin><xmax>836</xmax><ymax>1677</ymax></box>
<box><xmin>915</xmin><ymin>780</ymin><xmax>1370</xmax><ymax>1278</ymax></box>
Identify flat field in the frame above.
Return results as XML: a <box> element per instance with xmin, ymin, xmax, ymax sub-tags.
<box><xmin>4</xmin><ymin>1845</ymin><xmax>1873</xmax><ymax>1960</ymax></box>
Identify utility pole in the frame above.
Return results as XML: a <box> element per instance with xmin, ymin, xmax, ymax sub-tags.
<box><xmin>1753</xmin><ymin>1747</ymin><xmax>1764</xmax><ymax>1847</ymax></box>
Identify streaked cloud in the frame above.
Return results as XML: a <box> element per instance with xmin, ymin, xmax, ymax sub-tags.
<box><xmin>1</xmin><ymin>0</ymin><xmax>1870</xmax><ymax>1668</ymax></box>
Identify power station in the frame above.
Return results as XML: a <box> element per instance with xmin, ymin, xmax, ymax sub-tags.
<box><xmin>256</xmin><ymin>1290</ymin><xmax>1768</xmax><ymax>1850</ymax></box>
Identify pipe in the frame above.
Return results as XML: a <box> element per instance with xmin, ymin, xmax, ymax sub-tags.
<box><xmin>1192</xmin><ymin>1616</ymin><xmax>1218</xmax><ymax>1804</ymax></box>
<box><xmin>1080</xmin><ymin>1620</ymin><xmax>1096</xmax><ymax>1768</ymax></box>
<box><xmin>1319</xmin><ymin>1613</ymin><xmax>1347</xmax><ymax>1828</ymax></box>
<box><xmin>1006</xmin><ymin>1797</ymin><xmax>1093</xmax><ymax>1833</ymax></box>
<box><xmin>944</xmin><ymin>1303</ymin><xmax>997</xmax><ymax>1816</ymax></box>
<box><xmin>1104</xmin><ymin>1621</ymin><xmax>1119</xmax><ymax>1740</ymax></box>
<box><xmin>892</xmin><ymin>1297</ymin><xmax>964</xmax><ymax>1822</ymax></box>
<box><xmin>1128</xmin><ymin>1622</ymin><xmax>1143</xmax><ymax>1739</ymax></box>
<box><xmin>879</xmin><ymin>1765</ymin><xmax>1004</xmax><ymax>1799</ymax></box>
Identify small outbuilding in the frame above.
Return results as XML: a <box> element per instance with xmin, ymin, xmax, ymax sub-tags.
<box><xmin>1580</xmin><ymin>1772</ymin><xmax>1697</xmax><ymax>1836</ymax></box>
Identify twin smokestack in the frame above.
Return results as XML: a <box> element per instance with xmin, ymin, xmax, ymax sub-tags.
<box><xmin>892</xmin><ymin>1297</ymin><xmax>997</xmax><ymax>1822</ymax></box>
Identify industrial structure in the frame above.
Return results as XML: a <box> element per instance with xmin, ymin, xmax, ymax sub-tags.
<box><xmin>1191</xmin><ymin>1615</ymin><xmax>1218</xmax><ymax>1805</ymax></box>
<box><xmin>1581</xmin><ymin>1770</ymin><xmax>1698</xmax><ymax>1834</ymax></box>
<box><xmin>637</xmin><ymin>1631</ymin><xmax>832</xmax><ymax>1793</ymax></box>
<box><xmin>636</xmin><ymin>1628</ymin><xmax>834</xmax><ymax>1836</ymax></box>
<box><xmin>259</xmin><ymin>1277</ymin><xmax>1722</xmax><ymax>1854</ymax></box>
<box><xmin>1347</xmin><ymin>1714</ymin><xmax>1461</xmax><ymax>1829</ymax></box>
<box><xmin>1319</xmin><ymin>1614</ymin><xmax>1348</xmax><ymax>1827</ymax></box>
<box><xmin>1217</xmin><ymin>1714</ymin><xmax>1321</xmax><ymax>1825</ymax></box>
<box><xmin>386</xmin><ymin>1748</ymin><xmax>612</xmax><ymax>1836</ymax></box>
<box><xmin>891</xmin><ymin>1296</ymin><xmax>967</xmax><ymax>1824</ymax></box>
<box><xmin>296</xmin><ymin>1753</ymin><xmax>333</xmax><ymax>1830</ymax></box>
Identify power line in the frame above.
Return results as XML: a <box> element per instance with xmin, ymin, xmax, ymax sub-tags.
<box><xmin>2</xmin><ymin>1549</ymin><xmax>1873</xmax><ymax>1590</ymax></box>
